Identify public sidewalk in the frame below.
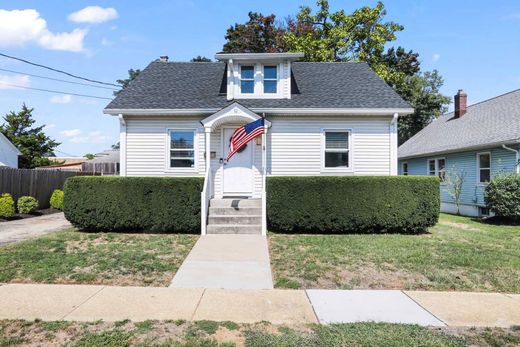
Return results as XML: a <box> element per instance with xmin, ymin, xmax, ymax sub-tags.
<box><xmin>0</xmin><ymin>283</ymin><xmax>519</xmax><ymax>327</ymax></box>
<box><xmin>0</xmin><ymin>213</ymin><xmax>71</xmax><ymax>247</ymax></box>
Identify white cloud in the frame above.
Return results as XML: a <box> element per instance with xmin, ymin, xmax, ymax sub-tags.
<box><xmin>39</xmin><ymin>28</ymin><xmax>88</xmax><ymax>52</ymax></box>
<box><xmin>50</xmin><ymin>95</ymin><xmax>72</xmax><ymax>104</ymax></box>
<box><xmin>62</xmin><ymin>129</ymin><xmax>111</xmax><ymax>144</ymax></box>
<box><xmin>432</xmin><ymin>53</ymin><xmax>441</xmax><ymax>62</ymax></box>
<box><xmin>0</xmin><ymin>74</ymin><xmax>30</xmax><ymax>89</ymax></box>
<box><xmin>68</xmin><ymin>6</ymin><xmax>118</xmax><ymax>24</ymax></box>
<box><xmin>44</xmin><ymin>123</ymin><xmax>56</xmax><ymax>130</ymax></box>
<box><xmin>0</xmin><ymin>9</ymin><xmax>87</xmax><ymax>52</ymax></box>
<box><xmin>101</xmin><ymin>38</ymin><xmax>112</xmax><ymax>46</ymax></box>
<box><xmin>61</xmin><ymin>129</ymin><xmax>82</xmax><ymax>137</ymax></box>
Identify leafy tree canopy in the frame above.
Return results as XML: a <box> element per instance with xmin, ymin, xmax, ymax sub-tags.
<box><xmin>0</xmin><ymin>104</ymin><xmax>60</xmax><ymax>168</ymax></box>
<box><xmin>191</xmin><ymin>56</ymin><xmax>212</xmax><ymax>62</ymax></box>
<box><xmin>84</xmin><ymin>153</ymin><xmax>95</xmax><ymax>160</ymax></box>
<box><xmin>222</xmin><ymin>0</ymin><xmax>450</xmax><ymax>144</ymax></box>
<box><xmin>114</xmin><ymin>68</ymin><xmax>141</xmax><ymax>95</ymax></box>
<box><xmin>223</xmin><ymin>12</ymin><xmax>285</xmax><ymax>53</ymax></box>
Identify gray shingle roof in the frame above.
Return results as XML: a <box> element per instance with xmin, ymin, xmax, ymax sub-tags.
<box><xmin>104</xmin><ymin>61</ymin><xmax>411</xmax><ymax>111</ymax></box>
<box><xmin>399</xmin><ymin>89</ymin><xmax>520</xmax><ymax>159</ymax></box>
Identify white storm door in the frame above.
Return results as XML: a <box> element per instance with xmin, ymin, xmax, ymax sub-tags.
<box><xmin>222</xmin><ymin>127</ymin><xmax>253</xmax><ymax>196</ymax></box>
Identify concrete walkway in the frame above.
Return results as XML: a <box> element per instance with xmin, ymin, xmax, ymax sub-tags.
<box><xmin>0</xmin><ymin>213</ymin><xmax>71</xmax><ymax>247</ymax></box>
<box><xmin>1</xmin><ymin>284</ymin><xmax>519</xmax><ymax>327</ymax></box>
<box><xmin>170</xmin><ymin>235</ymin><xmax>274</xmax><ymax>289</ymax></box>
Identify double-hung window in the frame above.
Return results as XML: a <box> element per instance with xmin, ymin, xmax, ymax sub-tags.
<box><xmin>477</xmin><ymin>152</ymin><xmax>491</xmax><ymax>183</ymax></box>
<box><xmin>323</xmin><ymin>130</ymin><xmax>350</xmax><ymax>169</ymax></box>
<box><xmin>240</xmin><ymin>66</ymin><xmax>254</xmax><ymax>94</ymax></box>
<box><xmin>402</xmin><ymin>162</ymin><xmax>409</xmax><ymax>175</ymax></box>
<box><xmin>169</xmin><ymin>130</ymin><xmax>195</xmax><ymax>168</ymax></box>
<box><xmin>263</xmin><ymin>65</ymin><xmax>277</xmax><ymax>94</ymax></box>
<box><xmin>428</xmin><ymin>158</ymin><xmax>446</xmax><ymax>181</ymax></box>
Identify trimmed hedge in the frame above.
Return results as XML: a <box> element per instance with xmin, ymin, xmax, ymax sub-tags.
<box><xmin>17</xmin><ymin>196</ymin><xmax>39</xmax><ymax>214</ymax></box>
<box><xmin>485</xmin><ymin>173</ymin><xmax>520</xmax><ymax>221</ymax></box>
<box><xmin>63</xmin><ymin>176</ymin><xmax>203</xmax><ymax>232</ymax></box>
<box><xmin>267</xmin><ymin>176</ymin><xmax>439</xmax><ymax>233</ymax></box>
<box><xmin>0</xmin><ymin>193</ymin><xmax>15</xmax><ymax>218</ymax></box>
<box><xmin>50</xmin><ymin>189</ymin><xmax>64</xmax><ymax>210</ymax></box>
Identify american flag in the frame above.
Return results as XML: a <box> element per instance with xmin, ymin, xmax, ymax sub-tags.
<box><xmin>227</xmin><ymin>118</ymin><xmax>265</xmax><ymax>160</ymax></box>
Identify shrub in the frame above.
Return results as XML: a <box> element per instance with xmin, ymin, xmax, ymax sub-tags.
<box><xmin>0</xmin><ymin>193</ymin><xmax>16</xmax><ymax>218</ymax></box>
<box><xmin>17</xmin><ymin>196</ymin><xmax>39</xmax><ymax>214</ymax></box>
<box><xmin>50</xmin><ymin>189</ymin><xmax>64</xmax><ymax>210</ymax></box>
<box><xmin>63</xmin><ymin>176</ymin><xmax>203</xmax><ymax>232</ymax></box>
<box><xmin>485</xmin><ymin>173</ymin><xmax>520</xmax><ymax>221</ymax></box>
<box><xmin>267</xmin><ymin>176</ymin><xmax>439</xmax><ymax>233</ymax></box>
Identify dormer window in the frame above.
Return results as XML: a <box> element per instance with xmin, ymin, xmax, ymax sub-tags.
<box><xmin>263</xmin><ymin>66</ymin><xmax>277</xmax><ymax>94</ymax></box>
<box><xmin>240</xmin><ymin>66</ymin><xmax>254</xmax><ymax>94</ymax></box>
<box><xmin>215</xmin><ymin>52</ymin><xmax>304</xmax><ymax>100</ymax></box>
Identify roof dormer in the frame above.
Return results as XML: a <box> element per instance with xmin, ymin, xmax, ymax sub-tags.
<box><xmin>215</xmin><ymin>52</ymin><xmax>304</xmax><ymax>100</ymax></box>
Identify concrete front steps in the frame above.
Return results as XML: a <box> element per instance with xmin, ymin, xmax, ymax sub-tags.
<box><xmin>207</xmin><ymin>198</ymin><xmax>262</xmax><ymax>234</ymax></box>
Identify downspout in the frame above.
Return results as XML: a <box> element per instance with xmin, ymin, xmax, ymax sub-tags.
<box><xmin>502</xmin><ymin>144</ymin><xmax>520</xmax><ymax>174</ymax></box>
<box><xmin>390</xmin><ymin>113</ymin><xmax>398</xmax><ymax>175</ymax></box>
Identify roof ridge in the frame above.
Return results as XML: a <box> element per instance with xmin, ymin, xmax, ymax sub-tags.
<box><xmin>444</xmin><ymin>88</ymin><xmax>520</xmax><ymax>115</ymax></box>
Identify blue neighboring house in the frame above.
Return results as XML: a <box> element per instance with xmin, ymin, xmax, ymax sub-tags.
<box><xmin>398</xmin><ymin>89</ymin><xmax>520</xmax><ymax>217</ymax></box>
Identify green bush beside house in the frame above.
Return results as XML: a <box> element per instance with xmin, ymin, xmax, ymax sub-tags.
<box><xmin>0</xmin><ymin>193</ymin><xmax>16</xmax><ymax>218</ymax></box>
<box><xmin>485</xmin><ymin>173</ymin><xmax>520</xmax><ymax>221</ymax></box>
<box><xmin>50</xmin><ymin>189</ymin><xmax>64</xmax><ymax>210</ymax></box>
<box><xmin>63</xmin><ymin>176</ymin><xmax>203</xmax><ymax>232</ymax></box>
<box><xmin>267</xmin><ymin>176</ymin><xmax>439</xmax><ymax>233</ymax></box>
<box><xmin>17</xmin><ymin>196</ymin><xmax>39</xmax><ymax>214</ymax></box>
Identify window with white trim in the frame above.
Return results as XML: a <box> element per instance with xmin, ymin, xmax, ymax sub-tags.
<box><xmin>169</xmin><ymin>130</ymin><xmax>195</xmax><ymax>168</ymax></box>
<box><xmin>263</xmin><ymin>65</ymin><xmax>277</xmax><ymax>94</ymax></box>
<box><xmin>402</xmin><ymin>162</ymin><xmax>409</xmax><ymax>175</ymax></box>
<box><xmin>240</xmin><ymin>66</ymin><xmax>254</xmax><ymax>94</ymax></box>
<box><xmin>428</xmin><ymin>158</ymin><xmax>446</xmax><ymax>181</ymax></box>
<box><xmin>477</xmin><ymin>152</ymin><xmax>491</xmax><ymax>183</ymax></box>
<box><xmin>323</xmin><ymin>130</ymin><xmax>350</xmax><ymax>169</ymax></box>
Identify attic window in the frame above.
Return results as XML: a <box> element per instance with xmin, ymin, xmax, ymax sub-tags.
<box><xmin>240</xmin><ymin>66</ymin><xmax>254</xmax><ymax>94</ymax></box>
<box><xmin>263</xmin><ymin>66</ymin><xmax>277</xmax><ymax>93</ymax></box>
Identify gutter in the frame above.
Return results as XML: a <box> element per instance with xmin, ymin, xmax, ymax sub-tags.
<box><xmin>399</xmin><ymin>140</ymin><xmax>520</xmax><ymax>160</ymax></box>
<box><xmin>502</xmin><ymin>144</ymin><xmax>520</xmax><ymax>174</ymax></box>
<box><xmin>103</xmin><ymin>107</ymin><xmax>414</xmax><ymax>116</ymax></box>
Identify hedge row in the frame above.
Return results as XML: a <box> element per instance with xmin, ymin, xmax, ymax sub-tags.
<box><xmin>267</xmin><ymin>176</ymin><xmax>439</xmax><ymax>233</ymax></box>
<box><xmin>63</xmin><ymin>176</ymin><xmax>203</xmax><ymax>232</ymax></box>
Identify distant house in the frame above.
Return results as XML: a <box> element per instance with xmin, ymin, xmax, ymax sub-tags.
<box><xmin>37</xmin><ymin>157</ymin><xmax>87</xmax><ymax>171</ymax></box>
<box><xmin>82</xmin><ymin>150</ymin><xmax>120</xmax><ymax>175</ymax></box>
<box><xmin>399</xmin><ymin>89</ymin><xmax>520</xmax><ymax>217</ymax></box>
<box><xmin>0</xmin><ymin>133</ymin><xmax>21</xmax><ymax>168</ymax></box>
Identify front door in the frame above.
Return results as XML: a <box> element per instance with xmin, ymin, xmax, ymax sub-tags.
<box><xmin>222</xmin><ymin>127</ymin><xmax>253</xmax><ymax>196</ymax></box>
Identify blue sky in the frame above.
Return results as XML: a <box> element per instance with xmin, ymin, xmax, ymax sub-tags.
<box><xmin>0</xmin><ymin>0</ymin><xmax>519</xmax><ymax>156</ymax></box>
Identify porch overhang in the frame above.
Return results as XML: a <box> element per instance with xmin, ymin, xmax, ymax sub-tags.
<box><xmin>199</xmin><ymin>102</ymin><xmax>272</xmax><ymax>131</ymax></box>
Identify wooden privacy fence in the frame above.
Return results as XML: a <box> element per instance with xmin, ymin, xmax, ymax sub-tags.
<box><xmin>0</xmin><ymin>167</ymin><xmax>76</xmax><ymax>209</ymax></box>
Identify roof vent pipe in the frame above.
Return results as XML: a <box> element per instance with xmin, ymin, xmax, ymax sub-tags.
<box><xmin>454</xmin><ymin>89</ymin><xmax>467</xmax><ymax>118</ymax></box>
<box><xmin>159</xmin><ymin>55</ymin><xmax>169</xmax><ymax>62</ymax></box>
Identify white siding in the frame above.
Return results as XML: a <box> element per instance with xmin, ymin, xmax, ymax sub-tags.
<box><xmin>267</xmin><ymin>116</ymin><xmax>393</xmax><ymax>176</ymax></box>
<box><xmin>123</xmin><ymin>115</ymin><xmax>394</xmax><ymax>194</ymax></box>
<box><xmin>0</xmin><ymin>135</ymin><xmax>19</xmax><ymax>168</ymax></box>
<box><xmin>125</xmin><ymin>117</ymin><xmax>205</xmax><ymax>177</ymax></box>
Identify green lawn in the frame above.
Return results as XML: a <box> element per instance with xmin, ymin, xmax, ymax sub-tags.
<box><xmin>269</xmin><ymin>213</ymin><xmax>520</xmax><ymax>292</ymax></box>
<box><xmin>1</xmin><ymin>319</ymin><xmax>519</xmax><ymax>347</ymax></box>
<box><xmin>0</xmin><ymin>229</ymin><xmax>198</xmax><ymax>286</ymax></box>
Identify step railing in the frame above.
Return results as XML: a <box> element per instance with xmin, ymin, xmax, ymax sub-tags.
<box><xmin>200</xmin><ymin>169</ymin><xmax>213</xmax><ymax>235</ymax></box>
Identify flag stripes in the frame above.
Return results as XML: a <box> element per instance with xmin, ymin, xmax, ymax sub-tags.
<box><xmin>227</xmin><ymin>118</ymin><xmax>265</xmax><ymax>160</ymax></box>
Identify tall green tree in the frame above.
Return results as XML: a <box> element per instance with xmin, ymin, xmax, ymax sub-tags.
<box><xmin>114</xmin><ymin>68</ymin><xmax>141</xmax><ymax>95</ymax></box>
<box><xmin>222</xmin><ymin>0</ymin><xmax>450</xmax><ymax>143</ymax></box>
<box><xmin>223</xmin><ymin>12</ymin><xmax>285</xmax><ymax>53</ymax></box>
<box><xmin>191</xmin><ymin>56</ymin><xmax>212</xmax><ymax>62</ymax></box>
<box><xmin>0</xmin><ymin>104</ymin><xmax>60</xmax><ymax>168</ymax></box>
